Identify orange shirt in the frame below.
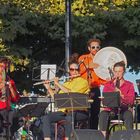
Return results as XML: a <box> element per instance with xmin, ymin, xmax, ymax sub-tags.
<box><xmin>78</xmin><ymin>53</ymin><xmax>106</xmax><ymax>88</ymax></box>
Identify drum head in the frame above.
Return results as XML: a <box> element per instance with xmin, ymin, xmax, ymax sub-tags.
<box><xmin>94</xmin><ymin>46</ymin><xmax>127</xmax><ymax>80</ymax></box>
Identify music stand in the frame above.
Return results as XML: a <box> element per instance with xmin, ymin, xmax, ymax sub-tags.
<box><xmin>102</xmin><ymin>91</ymin><xmax>120</xmax><ymax>108</ymax></box>
<box><xmin>32</xmin><ymin>64</ymin><xmax>56</xmax><ymax>81</ymax></box>
<box><xmin>101</xmin><ymin>91</ymin><xmax>122</xmax><ymax>139</ymax></box>
<box><xmin>18</xmin><ymin>102</ymin><xmax>50</xmax><ymax>117</ymax></box>
<box><xmin>54</xmin><ymin>93</ymin><xmax>89</xmax><ymax>138</ymax></box>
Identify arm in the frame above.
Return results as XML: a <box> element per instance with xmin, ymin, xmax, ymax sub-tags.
<box><xmin>44</xmin><ymin>81</ymin><xmax>55</xmax><ymax>98</ymax></box>
<box><xmin>9</xmin><ymin>80</ymin><xmax>19</xmax><ymax>102</ymax></box>
<box><xmin>121</xmin><ymin>83</ymin><xmax>135</xmax><ymax>106</ymax></box>
<box><xmin>44</xmin><ymin>78</ymin><xmax>71</xmax><ymax>98</ymax></box>
<box><xmin>54</xmin><ymin>77</ymin><xmax>71</xmax><ymax>93</ymax></box>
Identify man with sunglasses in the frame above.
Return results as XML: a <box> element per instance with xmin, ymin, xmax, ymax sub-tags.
<box><xmin>78</xmin><ymin>38</ymin><xmax>106</xmax><ymax>129</ymax></box>
<box><xmin>42</xmin><ymin>61</ymin><xmax>89</xmax><ymax>140</ymax></box>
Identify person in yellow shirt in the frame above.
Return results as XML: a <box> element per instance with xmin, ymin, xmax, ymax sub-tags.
<box><xmin>42</xmin><ymin>61</ymin><xmax>89</xmax><ymax>140</ymax></box>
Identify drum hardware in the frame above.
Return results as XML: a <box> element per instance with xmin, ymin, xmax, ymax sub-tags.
<box><xmin>94</xmin><ymin>46</ymin><xmax>127</xmax><ymax>80</ymax></box>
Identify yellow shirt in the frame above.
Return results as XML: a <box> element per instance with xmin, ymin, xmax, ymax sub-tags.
<box><xmin>57</xmin><ymin>77</ymin><xmax>90</xmax><ymax>112</ymax></box>
<box><xmin>59</xmin><ymin>77</ymin><xmax>90</xmax><ymax>94</ymax></box>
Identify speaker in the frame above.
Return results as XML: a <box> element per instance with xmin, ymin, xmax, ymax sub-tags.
<box><xmin>71</xmin><ymin>129</ymin><xmax>105</xmax><ymax>140</ymax></box>
<box><xmin>109</xmin><ymin>130</ymin><xmax>140</xmax><ymax>140</ymax></box>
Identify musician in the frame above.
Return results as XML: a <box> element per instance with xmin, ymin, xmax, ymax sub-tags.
<box><xmin>42</xmin><ymin>61</ymin><xmax>89</xmax><ymax>140</ymax></box>
<box><xmin>78</xmin><ymin>38</ymin><xmax>106</xmax><ymax>129</ymax></box>
<box><xmin>99</xmin><ymin>61</ymin><xmax>135</xmax><ymax>136</ymax></box>
<box><xmin>0</xmin><ymin>57</ymin><xmax>19</xmax><ymax>135</ymax></box>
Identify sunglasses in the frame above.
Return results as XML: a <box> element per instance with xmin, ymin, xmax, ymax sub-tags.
<box><xmin>90</xmin><ymin>46</ymin><xmax>100</xmax><ymax>49</ymax></box>
<box><xmin>69</xmin><ymin>68</ymin><xmax>79</xmax><ymax>71</ymax></box>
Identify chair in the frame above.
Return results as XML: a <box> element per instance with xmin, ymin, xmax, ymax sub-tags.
<box><xmin>107</xmin><ymin>109</ymin><xmax>126</xmax><ymax>136</ymax></box>
<box><xmin>54</xmin><ymin>120</ymin><xmax>66</xmax><ymax>140</ymax></box>
<box><xmin>54</xmin><ymin>111</ymin><xmax>89</xmax><ymax>140</ymax></box>
<box><xmin>108</xmin><ymin>119</ymin><xmax>125</xmax><ymax>134</ymax></box>
<box><xmin>101</xmin><ymin>92</ymin><xmax>125</xmax><ymax>138</ymax></box>
<box><xmin>109</xmin><ymin>130</ymin><xmax>140</xmax><ymax>140</ymax></box>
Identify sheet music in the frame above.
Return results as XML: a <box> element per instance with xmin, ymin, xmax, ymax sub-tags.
<box><xmin>40</xmin><ymin>64</ymin><xmax>56</xmax><ymax>80</ymax></box>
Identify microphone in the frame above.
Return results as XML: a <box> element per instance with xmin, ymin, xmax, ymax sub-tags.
<box><xmin>116</xmin><ymin>77</ymin><xmax>120</xmax><ymax>89</ymax></box>
<box><xmin>78</xmin><ymin>57</ymin><xmax>86</xmax><ymax>67</ymax></box>
<box><xmin>108</xmin><ymin>67</ymin><xmax>114</xmax><ymax>80</ymax></box>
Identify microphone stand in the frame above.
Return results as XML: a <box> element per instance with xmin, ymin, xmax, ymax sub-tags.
<box><xmin>79</xmin><ymin>61</ymin><xmax>92</xmax><ymax>85</ymax></box>
<box><xmin>108</xmin><ymin>67</ymin><xmax>114</xmax><ymax>80</ymax></box>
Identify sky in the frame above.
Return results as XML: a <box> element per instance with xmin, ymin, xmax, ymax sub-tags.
<box><xmin>124</xmin><ymin>68</ymin><xmax>140</xmax><ymax>95</ymax></box>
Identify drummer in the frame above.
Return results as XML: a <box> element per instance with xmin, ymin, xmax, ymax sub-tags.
<box><xmin>42</xmin><ymin>61</ymin><xmax>90</xmax><ymax>140</ymax></box>
<box><xmin>78</xmin><ymin>38</ymin><xmax>107</xmax><ymax>129</ymax></box>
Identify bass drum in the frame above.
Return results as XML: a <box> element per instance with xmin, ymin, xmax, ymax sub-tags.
<box><xmin>94</xmin><ymin>46</ymin><xmax>127</xmax><ymax>80</ymax></box>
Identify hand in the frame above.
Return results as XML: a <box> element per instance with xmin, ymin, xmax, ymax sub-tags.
<box><xmin>115</xmin><ymin>87</ymin><xmax>124</xmax><ymax>98</ymax></box>
<box><xmin>88</xmin><ymin>62</ymin><xmax>100</xmax><ymax>69</ymax></box>
<box><xmin>53</xmin><ymin>77</ymin><xmax>59</xmax><ymax>85</ymax></box>
<box><xmin>106</xmin><ymin>77</ymin><xmax>111</xmax><ymax>81</ymax></box>
<box><xmin>93</xmin><ymin>62</ymin><xmax>100</xmax><ymax>69</ymax></box>
<box><xmin>44</xmin><ymin>80</ymin><xmax>51</xmax><ymax>89</ymax></box>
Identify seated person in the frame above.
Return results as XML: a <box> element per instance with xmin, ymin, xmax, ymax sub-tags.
<box><xmin>42</xmin><ymin>61</ymin><xmax>90</xmax><ymax>140</ymax></box>
<box><xmin>0</xmin><ymin>57</ymin><xmax>20</xmax><ymax>135</ymax></box>
<box><xmin>99</xmin><ymin>61</ymin><xmax>135</xmax><ymax>136</ymax></box>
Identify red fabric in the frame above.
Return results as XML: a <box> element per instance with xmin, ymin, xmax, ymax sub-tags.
<box><xmin>0</xmin><ymin>79</ymin><xmax>19</xmax><ymax>110</ymax></box>
<box><xmin>103</xmin><ymin>80</ymin><xmax>135</xmax><ymax>106</ymax></box>
<box><xmin>78</xmin><ymin>53</ymin><xmax>106</xmax><ymax>88</ymax></box>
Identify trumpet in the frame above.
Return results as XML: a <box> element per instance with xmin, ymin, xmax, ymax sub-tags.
<box><xmin>33</xmin><ymin>74</ymin><xmax>80</xmax><ymax>86</ymax></box>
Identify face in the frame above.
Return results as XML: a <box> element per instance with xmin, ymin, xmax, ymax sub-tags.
<box><xmin>113</xmin><ymin>66</ymin><xmax>125</xmax><ymax>80</ymax></box>
<box><xmin>88</xmin><ymin>41</ymin><xmax>100</xmax><ymax>55</ymax></box>
<box><xmin>69</xmin><ymin>63</ymin><xmax>79</xmax><ymax>76</ymax></box>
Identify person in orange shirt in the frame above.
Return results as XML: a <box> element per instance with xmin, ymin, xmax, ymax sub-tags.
<box><xmin>78</xmin><ymin>38</ymin><xmax>106</xmax><ymax>129</ymax></box>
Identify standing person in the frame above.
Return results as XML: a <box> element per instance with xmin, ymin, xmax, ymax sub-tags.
<box><xmin>99</xmin><ymin>61</ymin><xmax>135</xmax><ymax>136</ymax></box>
<box><xmin>0</xmin><ymin>57</ymin><xmax>20</xmax><ymax>136</ymax></box>
<box><xmin>78</xmin><ymin>38</ymin><xmax>106</xmax><ymax>129</ymax></box>
<box><xmin>42</xmin><ymin>61</ymin><xmax>89</xmax><ymax>140</ymax></box>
